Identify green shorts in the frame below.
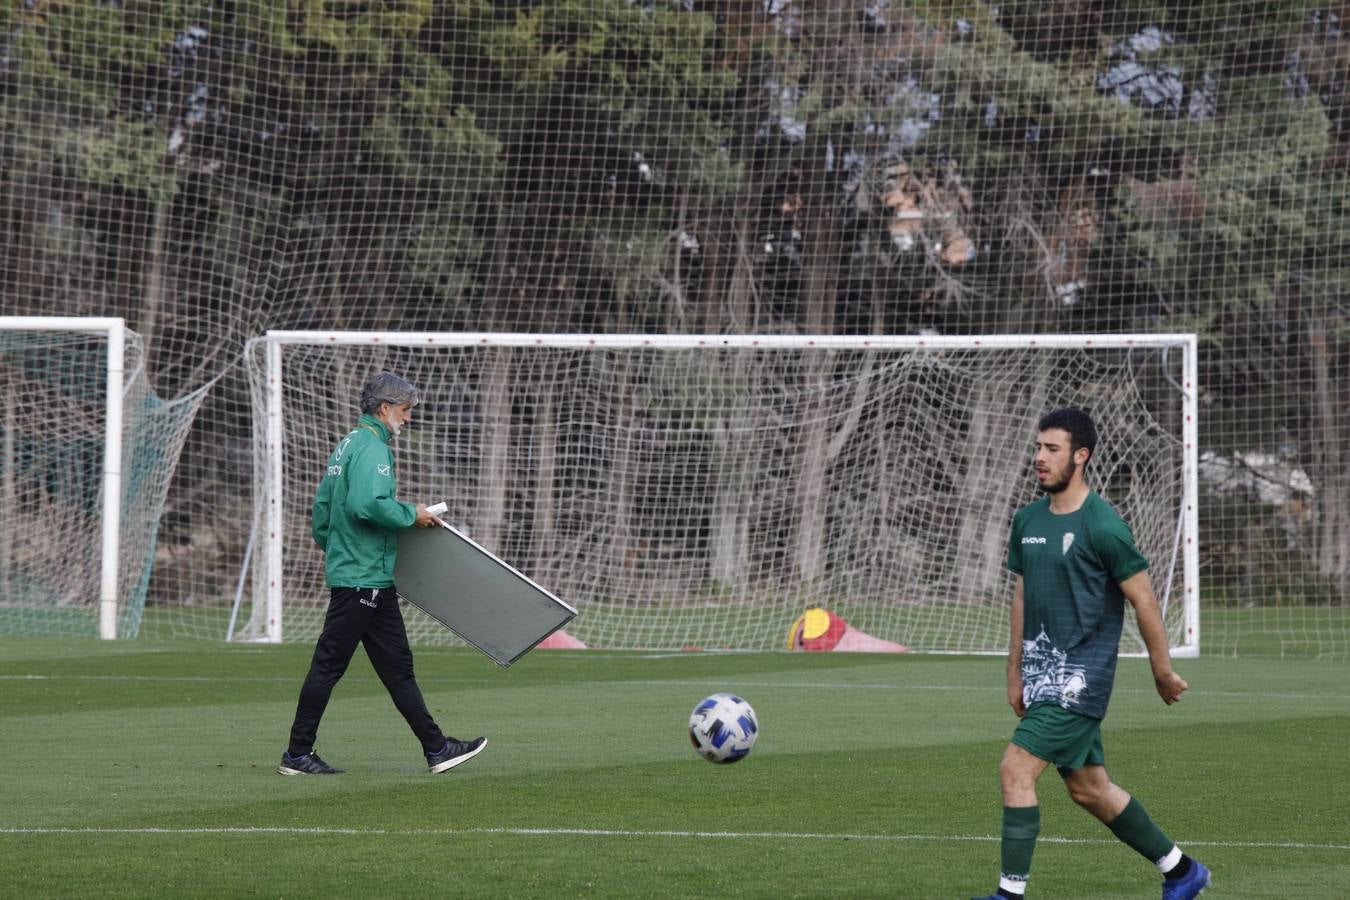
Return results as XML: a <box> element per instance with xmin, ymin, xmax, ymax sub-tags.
<box><xmin>1011</xmin><ymin>702</ymin><xmax>1106</xmax><ymax>777</ymax></box>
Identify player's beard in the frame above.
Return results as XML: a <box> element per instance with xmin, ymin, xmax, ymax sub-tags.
<box><xmin>1038</xmin><ymin>457</ymin><xmax>1077</xmax><ymax>494</ymax></box>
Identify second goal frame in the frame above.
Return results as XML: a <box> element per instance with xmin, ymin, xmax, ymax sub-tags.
<box><xmin>250</xmin><ymin>331</ymin><xmax>1199</xmax><ymax>655</ymax></box>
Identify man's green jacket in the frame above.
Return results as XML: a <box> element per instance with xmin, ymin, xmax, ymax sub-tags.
<box><xmin>311</xmin><ymin>414</ymin><xmax>416</xmax><ymax>588</ymax></box>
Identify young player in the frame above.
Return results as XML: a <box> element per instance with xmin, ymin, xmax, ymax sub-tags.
<box><xmin>277</xmin><ymin>371</ymin><xmax>486</xmax><ymax>775</ymax></box>
<box><xmin>973</xmin><ymin>408</ymin><xmax>1209</xmax><ymax>900</ymax></box>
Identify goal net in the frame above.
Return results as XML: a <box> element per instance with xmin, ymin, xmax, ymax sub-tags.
<box><xmin>241</xmin><ymin>332</ymin><xmax>1198</xmax><ymax>655</ymax></box>
<box><xmin>0</xmin><ymin>318</ymin><xmax>206</xmax><ymax>639</ymax></box>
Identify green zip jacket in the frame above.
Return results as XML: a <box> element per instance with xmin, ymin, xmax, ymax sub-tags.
<box><xmin>311</xmin><ymin>414</ymin><xmax>417</xmax><ymax>588</ymax></box>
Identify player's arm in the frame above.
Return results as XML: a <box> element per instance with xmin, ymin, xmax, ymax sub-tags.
<box><xmin>1007</xmin><ymin>575</ymin><xmax>1026</xmax><ymax>718</ymax></box>
<box><xmin>1119</xmin><ymin>570</ymin><xmax>1188</xmax><ymax>705</ymax></box>
<box><xmin>311</xmin><ymin>484</ymin><xmax>331</xmax><ymax>550</ymax></box>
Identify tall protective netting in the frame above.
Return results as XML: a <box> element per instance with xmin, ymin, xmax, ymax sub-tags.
<box><xmin>2</xmin><ymin>2</ymin><xmax>1346</xmax><ymax>655</ymax></box>
<box><xmin>0</xmin><ymin>319</ymin><xmax>204</xmax><ymax>638</ymax></box>
<box><xmin>240</xmin><ymin>332</ymin><xmax>1197</xmax><ymax>654</ymax></box>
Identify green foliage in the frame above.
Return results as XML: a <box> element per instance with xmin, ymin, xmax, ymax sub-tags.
<box><xmin>482</xmin><ymin>0</ymin><xmax>737</xmax><ymax>186</ymax></box>
<box><xmin>75</xmin><ymin>119</ymin><xmax>178</xmax><ymax>202</ymax></box>
<box><xmin>930</xmin><ymin>38</ymin><xmax>1150</xmax><ymax>174</ymax></box>
<box><xmin>407</xmin><ymin>106</ymin><xmax>501</xmax><ymax>305</ymax></box>
<box><xmin>230</xmin><ymin>0</ymin><xmax>304</xmax><ymax>56</ymax></box>
<box><xmin>593</xmin><ymin>227</ymin><xmax>673</xmax><ymax>309</ymax></box>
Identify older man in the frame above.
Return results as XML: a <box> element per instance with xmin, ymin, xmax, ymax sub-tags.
<box><xmin>278</xmin><ymin>371</ymin><xmax>486</xmax><ymax>776</ymax></box>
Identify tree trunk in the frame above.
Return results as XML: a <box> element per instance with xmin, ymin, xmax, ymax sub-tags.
<box><xmin>1</xmin><ymin>391</ymin><xmax>13</xmax><ymax>586</ymax></box>
<box><xmin>1309</xmin><ymin>322</ymin><xmax>1349</xmax><ymax>599</ymax></box>
<box><xmin>952</xmin><ymin>360</ymin><xmax>1053</xmax><ymax>604</ymax></box>
<box><xmin>476</xmin><ymin>347</ymin><xmax>512</xmax><ymax>553</ymax></box>
<box><xmin>791</xmin><ymin>148</ymin><xmax>844</xmax><ymax>586</ymax></box>
<box><xmin>607</xmin><ymin>352</ymin><xmax>637</xmax><ymax>598</ymax></box>
<box><xmin>708</xmin><ymin>355</ymin><xmax>752</xmax><ymax>591</ymax></box>
<box><xmin>529</xmin><ymin>356</ymin><xmax>558</xmax><ymax>583</ymax></box>
<box><xmin>475</xmin><ymin>197</ymin><xmax>525</xmax><ymax>556</ymax></box>
<box><xmin>136</xmin><ymin>195</ymin><xmax>172</xmax><ymax>375</ymax></box>
<box><xmin>701</xmin><ymin>176</ymin><xmax>763</xmax><ymax>590</ymax></box>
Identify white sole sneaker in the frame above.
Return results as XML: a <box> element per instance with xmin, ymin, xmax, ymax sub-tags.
<box><xmin>429</xmin><ymin>737</ymin><xmax>487</xmax><ymax>774</ymax></box>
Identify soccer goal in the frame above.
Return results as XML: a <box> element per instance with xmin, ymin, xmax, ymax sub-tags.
<box><xmin>241</xmin><ymin>332</ymin><xmax>1199</xmax><ymax>656</ymax></box>
<box><xmin>0</xmin><ymin>317</ymin><xmax>204</xmax><ymax>639</ymax></box>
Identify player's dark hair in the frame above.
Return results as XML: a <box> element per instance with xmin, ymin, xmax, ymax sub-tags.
<box><xmin>1037</xmin><ymin>407</ymin><xmax>1097</xmax><ymax>465</ymax></box>
<box><xmin>360</xmin><ymin>371</ymin><xmax>418</xmax><ymax>414</ymax></box>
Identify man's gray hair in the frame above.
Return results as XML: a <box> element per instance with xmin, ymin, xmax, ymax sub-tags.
<box><xmin>360</xmin><ymin>371</ymin><xmax>419</xmax><ymax>414</ymax></box>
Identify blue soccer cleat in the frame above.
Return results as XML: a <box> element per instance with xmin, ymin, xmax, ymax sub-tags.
<box><xmin>1162</xmin><ymin>859</ymin><xmax>1210</xmax><ymax>900</ymax></box>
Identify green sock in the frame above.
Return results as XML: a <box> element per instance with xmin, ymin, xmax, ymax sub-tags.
<box><xmin>1107</xmin><ymin>797</ymin><xmax>1175</xmax><ymax>863</ymax></box>
<box><xmin>1001</xmin><ymin>805</ymin><xmax>1040</xmax><ymax>890</ymax></box>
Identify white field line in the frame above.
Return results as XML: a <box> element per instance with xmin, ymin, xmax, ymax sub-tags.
<box><xmin>2</xmin><ymin>673</ymin><xmax>1349</xmax><ymax>703</ymax></box>
<box><xmin>612</xmin><ymin>680</ymin><xmax>1350</xmax><ymax>703</ymax></box>
<box><xmin>0</xmin><ymin>826</ymin><xmax>1346</xmax><ymax>852</ymax></box>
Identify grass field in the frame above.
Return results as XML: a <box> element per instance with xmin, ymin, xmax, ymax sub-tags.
<box><xmin>2</xmin><ymin>638</ymin><xmax>1348</xmax><ymax>898</ymax></box>
<box><xmin>16</xmin><ymin>603</ymin><xmax>1350</xmax><ymax>662</ymax></box>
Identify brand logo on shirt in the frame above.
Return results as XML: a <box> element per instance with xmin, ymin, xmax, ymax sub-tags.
<box><xmin>327</xmin><ymin>465</ymin><xmax>342</xmax><ymax>477</ymax></box>
<box><xmin>1021</xmin><ymin>536</ymin><xmax>1046</xmax><ymax>544</ymax></box>
<box><xmin>1063</xmin><ymin>532</ymin><xmax>1075</xmax><ymax>555</ymax></box>
<box><xmin>377</xmin><ymin>464</ymin><xmax>391</xmax><ymax>476</ymax></box>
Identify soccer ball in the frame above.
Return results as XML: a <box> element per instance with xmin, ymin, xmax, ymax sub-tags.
<box><xmin>688</xmin><ymin>693</ymin><xmax>759</xmax><ymax>763</ymax></box>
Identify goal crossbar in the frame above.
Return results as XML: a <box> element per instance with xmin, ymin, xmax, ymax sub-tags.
<box><xmin>262</xmin><ymin>331</ymin><xmax>1193</xmax><ymax>351</ymax></box>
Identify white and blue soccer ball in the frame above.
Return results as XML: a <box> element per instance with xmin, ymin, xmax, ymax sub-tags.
<box><xmin>688</xmin><ymin>693</ymin><xmax>759</xmax><ymax>763</ymax></box>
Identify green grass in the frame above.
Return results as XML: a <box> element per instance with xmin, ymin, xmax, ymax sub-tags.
<box><xmin>15</xmin><ymin>602</ymin><xmax>1350</xmax><ymax>660</ymax></box>
<box><xmin>2</xmin><ymin>639</ymin><xmax>1348</xmax><ymax>897</ymax></box>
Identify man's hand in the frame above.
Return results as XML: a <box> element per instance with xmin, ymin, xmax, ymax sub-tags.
<box><xmin>1007</xmin><ymin>576</ymin><xmax>1026</xmax><ymax>717</ymax></box>
<box><xmin>1153</xmin><ymin>668</ymin><xmax>1188</xmax><ymax>705</ymax></box>
<box><xmin>1007</xmin><ymin>667</ymin><xmax>1027</xmax><ymax>718</ymax></box>
<box><xmin>413</xmin><ymin>505</ymin><xmax>440</xmax><ymax>528</ymax></box>
<box><xmin>1120</xmin><ymin>571</ymin><xmax>1189</xmax><ymax>706</ymax></box>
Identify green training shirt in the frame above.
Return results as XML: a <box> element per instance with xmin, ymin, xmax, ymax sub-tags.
<box><xmin>311</xmin><ymin>414</ymin><xmax>417</xmax><ymax>588</ymax></box>
<box><xmin>1006</xmin><ymin>492</ymin><xmax>1149</xmax><ymax>720</ymax></box>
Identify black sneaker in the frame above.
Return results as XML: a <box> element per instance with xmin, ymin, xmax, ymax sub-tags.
<box><xmin>426</xmin><ymin>736</ymin><xmax>487</xmax><ymax>774</ymax></box>
<box><xmin>277</xmin><ymin>750</ymin><xmax>343</xmax><ymax>775</ymax></box>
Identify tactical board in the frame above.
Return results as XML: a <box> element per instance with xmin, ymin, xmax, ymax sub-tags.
<box><xmin>394</xmin><ymin>521</ymin><xmax>577</xmax><ymax>666</ymax></box>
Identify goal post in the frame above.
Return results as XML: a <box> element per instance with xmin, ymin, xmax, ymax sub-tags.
<box><xmin>0</xmin><ymin>316</ymin><xmax>208</xmax><ymax>640</ymax></box>
<box><xmin>0</xmin><ymin>317</ymin><xmax>126</xmax><ymax>637</ymax></box>
<box><xmin>242</xmin><ymin>331</ymin><xmax>1199</xmax><ymax>656</ymax></box>
<box><xmin>3</xmin><ymin>317</ymin><xmax>124</xmax><ymax>639</ymax></box>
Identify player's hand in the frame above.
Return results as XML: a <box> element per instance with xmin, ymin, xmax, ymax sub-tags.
<box><xmin>1007</xmin><ymin>675</ymin><xmax>1027</xmax><ymax>718</ymax></box>
<box><xmin>413</xmin><ymin>505</ymin><xmax>439</xmax><ymax>528</ymax></box>
<box><xmin>1153</xmin><ymin>669</ymin><xmax>1188</xmax><ymax>705</ymax></box>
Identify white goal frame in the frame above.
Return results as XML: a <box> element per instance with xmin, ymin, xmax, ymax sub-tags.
<box><xmin>0</xmin><ymin>316</ymin><xmax>126</xmax><ymax>639</ymax></box>
<box><xmin>251</xmin><ymin>331</ymin><xmax>1199</xmax><ymax>655</ymax></box>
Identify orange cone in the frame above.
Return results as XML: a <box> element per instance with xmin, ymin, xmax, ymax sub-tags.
<box><xmin>787</xmin><ymin>607</ymin><xmax>908</xmax><ymax>653</ymax></box>
<box><xmin>537</xmin><ymin>629</ymin><xmax>587</xmax><ymax>649</ymax></box>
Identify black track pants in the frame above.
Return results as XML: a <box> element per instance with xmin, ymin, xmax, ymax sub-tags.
<box><xmin>287</xmin><ymin>586</ymin><xmax>446</xmax><ymax>756</ymax></box>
